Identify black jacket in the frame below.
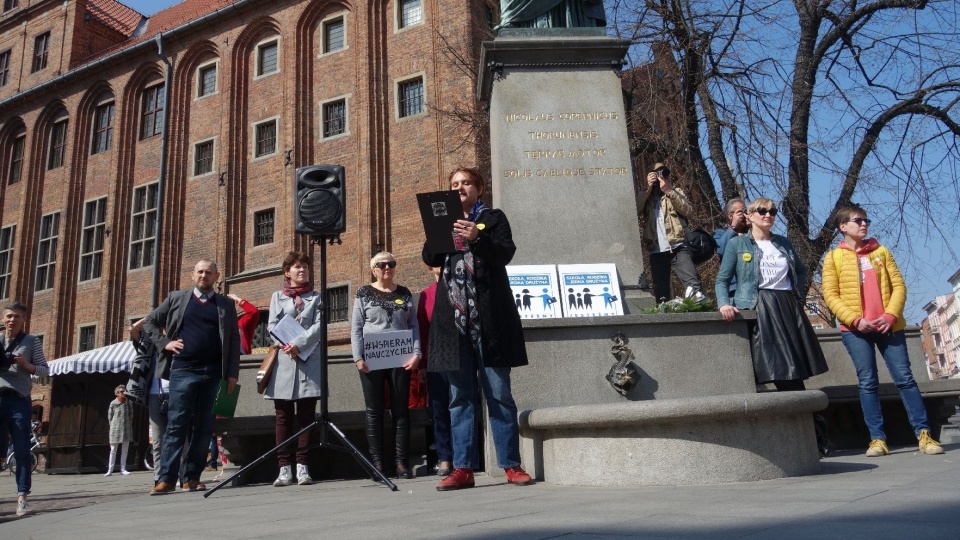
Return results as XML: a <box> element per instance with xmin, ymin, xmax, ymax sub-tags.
<box><xmin>422</xmin><ymin>208</ymin><xmax>528</xmax><ymax>371</ymax></box>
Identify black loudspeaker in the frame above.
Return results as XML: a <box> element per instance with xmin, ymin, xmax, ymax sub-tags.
<box><xmin>294</xmin><ymin>165</ymin><xmax>346</xmax><ymax>235</ymax></box>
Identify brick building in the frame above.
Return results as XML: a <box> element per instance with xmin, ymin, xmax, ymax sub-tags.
<box><xmin>0</xmin><ymin>0</ymin><xmax>491</xmax><ymax>364</ymax></box>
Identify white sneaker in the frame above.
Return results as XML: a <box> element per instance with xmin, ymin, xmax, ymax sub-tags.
<box><xmin>120</xmin><ymin>469</ymin><xmax>130</xmax><ymax>476</ymax></box>
<box><xmin>274</xmin><ymin>465</ymin><xmax>293</xmax><ymax>487</ymax></box>
<box><xmin>104</xmin><ymin>470</ymin><xmax>113</xmax><ymax>477</ymax></box>
<box><xmin>16</xmin><ymin>499</ymin><xmax>29</xmax><ymax>516</ymax></box>
<box><xmin>296</xmin><ymin>464</ymin><xmax>313</xmax><ymax>486</ymax></box>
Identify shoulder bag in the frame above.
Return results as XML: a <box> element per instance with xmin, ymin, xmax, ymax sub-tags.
<box><xmin>256</xmin><ymin>345</ymin><xmax>280</xmax><ymax>394</ymax></box>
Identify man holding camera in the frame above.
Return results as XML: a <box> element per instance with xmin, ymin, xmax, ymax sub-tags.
<box><xmin>0</xmin><ymin>302</ymin><xmax>48</xmax><ymax>517</ymax></box>
<box><xmin>636</xmin><ymin>162</ymin><xmax>705</xmax><ymax>304</ymax></box>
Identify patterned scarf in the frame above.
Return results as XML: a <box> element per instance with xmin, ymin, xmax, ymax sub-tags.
<box><xmin>282</xmin><ymin>279</ymin><xmax>313</xmax><ymax>312</ymax></box>
<box><xmin>444</xmin><ymin>201</ymin><xmax>487</xmax><ymax>348</ymax></box>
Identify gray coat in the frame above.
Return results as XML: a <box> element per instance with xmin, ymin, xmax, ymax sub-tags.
<box><xmin>143</xmin><ymin>288</ymin><xmax>241</xmax><ymax>381</ymax></box>
<box><xmin>264</xmin><ymin>290</ymin><xmax>324</xmax><ymax>401</ymax></box>
<box><xmin>108</xmin><ymin>398</ymin><xmax>133</xmax><ymax>444</ymax></box>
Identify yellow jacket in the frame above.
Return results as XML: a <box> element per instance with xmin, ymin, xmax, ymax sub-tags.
<box><xmin>821</xmin><ymin>241</ymin><xmax>906</xmax><ymax>332</ymax></box>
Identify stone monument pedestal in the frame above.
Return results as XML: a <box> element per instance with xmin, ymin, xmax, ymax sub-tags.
<box><xmin>480</xmin><ymin>31</ymin><xmax>648</xmax><ymax>292</ymax></box>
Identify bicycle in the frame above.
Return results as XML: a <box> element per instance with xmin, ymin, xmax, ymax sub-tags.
<box><xmin>6</xmin><ymin>420</ymin><xmax>43</xmax><ymax>475</ymax></box>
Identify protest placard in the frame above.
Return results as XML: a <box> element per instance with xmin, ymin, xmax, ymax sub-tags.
<box><xmin>362</xmin><ymin>329</ymin><xmax>416</xmax><ymax>370</ymax></box>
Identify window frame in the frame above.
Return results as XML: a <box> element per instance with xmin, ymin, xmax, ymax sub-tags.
<box><xmin>8</xmin><ymin>130</ymin><xmax>25</xmax><ymax>185</ymax></box>
<box><xmin>254</xmin><ymin>38</ymin><xmax>280</xmax><ymax>78</ymax></box>
<box><xmin>31</xmin><ymin>32</ymin><xmax>50</xmax><ymax>73</ymax></box>
<box><xmin>129</xmin><ymin>183</ymin><xmax>159</xmax><ymax>270</ymax></box>
<box><xmin>3</xmin><ymin>0</ymin><xmax>19</xmax><ymax>13</ymax></box>
<box><xmin>47</xmin><ymin>118</ymin><xmax>68</xmax><ymax>170</ymax></box>
<box><xmin>91</xmin><ymin>101</ymin><xmax>115</xmax><ymax>155</ymax></box>
<box><xmin>253</xmin><ymin>208</ymin><xmax>275</xmax><ymax>247</ymax></box>
<box><xmin>325</xmin><ymin>284</ymin><xmax>350</xmax><ymax>323</ymax></box>
<box><xmin>0</xmin><ymin>49</ymin><xmax>10</xmax><ymax>87</ymax></box>
<box><xmin>252</xmin><ymin>117</ymin><xmax>278</xmax><ymax>159</ymax></box>
<box><xmin>140</xmin><ymin>84</ymin><xmax>165</xmax><ymax>140</ymax></box>
<box><xmin>79</xmin><ymin>197</ymin><xmax>107</xmax><ymax>282</ymax></box>
<box><xmin>35</xmin><ymin>211</ymin><xmax>59</xmax><ymax>292</ymax></box>
<box><xmin>396</xmin><ymin>0</ymin><xmax>424</xmax><ymax>30</ymax></box>
<box><xmin>320</xmin><ymin>14</ymin><xmax>347</xmax><ymax>56</ymax></box>
<box><xmin>196</xmin><ymin>60</ymin><xmax>219</xmax><ymax>99</ymax></box>
<box><xmin>396</xmin><ymin>74</ymin><xmax>426</xmax><ymax>119</ymax></box>
<box><xmin>321</xmin><ymin>96</ymin><xmax>349</xmax><ymax>139</ymax></box>
<box><xmin>0</xmin><ymin>225</ymin><xmax>15</xmax><ymax>300</ymax></box>
<box><xmin>78</xmin><ymin>325</ymin><xmax>96</xmax><ymax>353</ymax></box>
<box><xmin>192</xmin><ymin>138</ymin><xmax>216</xmax><ymax>177</ymax></box>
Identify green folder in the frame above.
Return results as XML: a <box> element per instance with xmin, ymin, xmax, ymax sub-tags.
<box><xmin>212</xmin><ymin>380</ymin><xmax>240</xmax><ymax>417</ymax></box>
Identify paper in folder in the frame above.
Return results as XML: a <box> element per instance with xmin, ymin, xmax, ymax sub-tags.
<box><xmin>417</xmin><ymin>190</ymin><xmax>462</xmax><ymax>254</ymax></box>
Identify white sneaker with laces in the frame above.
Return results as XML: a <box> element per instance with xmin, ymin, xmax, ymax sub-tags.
<box><xmin>120</xmin><ymin>469</ymin><xmax>130</xmax><ymax>476</ymax></box>
<box><xmin>16</xmin><ymin>499</ymin><xmax>29</xmax><ymax>516</ymax></box>
<box><xmin>296</xmin><ymin>463</ymin><xmax>313</xmax><ymax>486</ymax></box>
<box><xmin>274</xmin><ymin>465</ymin><xmax>293</xmax><ymax>487</ymax></box>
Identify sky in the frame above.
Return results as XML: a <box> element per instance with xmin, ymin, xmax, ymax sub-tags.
<box><xmin>123</xmin><ymin>0</ymin><xmax>180</xmax><ymax>16</ymax></box>
<box><xmin>117</xmin><ymin>0</ymin><xmax>959</xmax><ymax>323</ymax></box>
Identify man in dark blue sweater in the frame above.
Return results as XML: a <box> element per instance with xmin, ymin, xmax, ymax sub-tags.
<box><xmin>144</xmin><ymin>259</ymin><xmax>240</xmax><ymax>495</ymax></box>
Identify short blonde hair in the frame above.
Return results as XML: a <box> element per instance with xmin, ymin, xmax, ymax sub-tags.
<box><xmin>115</xmin><ymin>385</ymin><xmax>126</xmax><ymax>394</ymax></box>
<box><xmin>369</xmin><ymin>251</ymin><xmax>396</xmax><ymax>269</ymax></box>
<box><xmin>747</xmin><ymin>197</ymin><xmax>777</xmax><ymax>214</ymax></box>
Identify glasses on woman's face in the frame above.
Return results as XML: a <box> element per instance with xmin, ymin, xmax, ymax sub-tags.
<box><xmin>754</xmin><ymin>207</ymin><xmax>777</xmax><ymax>217</ymax></box>
<box><xmin>374</xmin><ymin>261</ymin><xmax>397</xmax><ymax>270</ymax></box>
<box><xmin>847</xmin><ymin>217</ymin><xmax>871</xmax><ymax>226</ymax></box>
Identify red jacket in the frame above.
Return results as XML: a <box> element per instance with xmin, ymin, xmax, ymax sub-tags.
<box><xmin>237</xmin><ymin>299</ymin><xmax>261</xmax><ymax>355</ymax></box>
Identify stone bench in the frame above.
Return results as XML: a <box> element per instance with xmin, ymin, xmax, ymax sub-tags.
<box><xmin>519</xmin><ymin>390</ymin><xmax>828</xmax><ymax>486</ymax></box>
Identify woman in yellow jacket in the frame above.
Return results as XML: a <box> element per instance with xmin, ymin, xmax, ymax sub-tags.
<box><xmin>821</xmin><ymin>205</ymin><xmax>943</xmax><ymax>457</ymax></box>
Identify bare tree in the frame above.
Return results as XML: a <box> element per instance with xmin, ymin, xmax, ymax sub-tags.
<box><xmin>612</xmin><ymin>0</ymin><xmax>960</xmax><ymax>290</ymax></box>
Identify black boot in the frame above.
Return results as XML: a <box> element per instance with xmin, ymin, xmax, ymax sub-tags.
<box><xmin>365</xmin><ymin>409</ymin><xmax>384</xmax><ymax>478</ymax></box>
<box><xmin>394</xmin><ymin>413</ymin><xmax>412</xmax><ymax>479</ymax></box>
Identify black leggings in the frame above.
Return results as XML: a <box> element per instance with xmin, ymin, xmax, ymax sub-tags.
<box><xmin>358</xmin><ymin>367</ymin><xmax>411</xmax><ymax>464</ymax></box>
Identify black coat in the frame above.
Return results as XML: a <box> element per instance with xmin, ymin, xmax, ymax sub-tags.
<box><xmin>422</xmin><ymin>208</ymin><xmax>528</xmax><ymax>371</ymax></box>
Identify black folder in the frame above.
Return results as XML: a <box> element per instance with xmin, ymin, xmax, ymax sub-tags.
<box><xmin>417</xmin><ymin>190</ymin><xmax>462</xmax><ymax>255</ymax></box>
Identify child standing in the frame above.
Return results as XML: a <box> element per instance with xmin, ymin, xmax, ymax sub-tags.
<box><xmin>106</xmin><ymin>384</ymin><xmax>134</xmax><ymax>476</ymax></box>
<box><xmin>821</xmin><ymin>204</ymin><xmax>944</xmax><ymax>456</ymax></box>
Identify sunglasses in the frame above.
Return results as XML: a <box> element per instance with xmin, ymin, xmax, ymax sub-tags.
<box><xmin>847</xmin><ymin>218</ymin><xmax>871</xmax><ymax>226</ymax></box>
<box><xmin>754</xmin><ymin>207</ymin><xmax>778</xmax><ymax>217</ymax></box>
<box><xmin>374</xmin><ymin>261</ymin><xmax>397</xmax><ymax>269</ymax></box>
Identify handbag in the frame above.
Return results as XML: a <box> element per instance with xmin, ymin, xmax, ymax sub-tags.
<box><xmin>256</xmin><ymin>345</ymin><xmax>280</xmax><ymax>394</ymax></box>
<box><xmin>680</xmin><ymin>216</ymin><xmax>717</xmax><ymax>265</ymax></box>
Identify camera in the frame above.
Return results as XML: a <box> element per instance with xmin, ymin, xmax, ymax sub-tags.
<box><xmin>0</xmin><ymin>351</ymin><xmax>15</xmax><ymax>371</ymax></box>
<box><xmin>656</xmin><ymin>167</ymin><xmax>671</xmax><ymax>180</ymax></box>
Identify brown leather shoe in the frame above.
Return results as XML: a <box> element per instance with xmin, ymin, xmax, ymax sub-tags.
<box><xmin>150</xmin><ymin>481</ymin><xmax>176</xmax><ymax>495</ymax></box>
<box><xmin>182</xmin><ymin>479</ymin><xmax>207</xmax><ymax>492</ymax></box>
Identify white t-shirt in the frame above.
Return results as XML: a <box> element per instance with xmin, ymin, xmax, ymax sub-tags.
<box><xmin>756</xmin><ymin>240</ymin><xmax>792</xmax><ymax>290</ymax></box>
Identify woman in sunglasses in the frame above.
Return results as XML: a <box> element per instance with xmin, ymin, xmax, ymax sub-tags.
<box><xmin>716</xmin><ymin>197</ymin><xmax>828</xmax><ymax>391</ymax></box>
<box><xmin>351</xmin><ymin>252</ymin><xmax>421</xmax><ymax>478</ymax></box>
<box><xmin>821</xmin><ymin>205</ymin><xmax>943</xmax><ymax>457</ymax></box>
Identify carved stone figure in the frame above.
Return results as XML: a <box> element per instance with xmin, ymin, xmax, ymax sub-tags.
<box><xmin>497</xmin><ymin>0</ymin><xmax>606</xmax><ymax>30</ymax></box>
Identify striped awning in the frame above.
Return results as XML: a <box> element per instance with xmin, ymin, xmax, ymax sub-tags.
<box><xmin>47</xmin><ymin>341</ymin><xmax>137</xmax><ymax>376</ymax></box>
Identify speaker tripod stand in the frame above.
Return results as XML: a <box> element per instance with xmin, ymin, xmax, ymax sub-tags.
<box><xmin>205</xmin><ymin>234</ymin><xmax>397</xmax><ymax>497</ymax></box>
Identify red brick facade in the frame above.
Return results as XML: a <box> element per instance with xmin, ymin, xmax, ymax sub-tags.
<box><xmin>0</xmin><ymin>0</ymin><xmax>488</xmax><ymax>359</ymax></box>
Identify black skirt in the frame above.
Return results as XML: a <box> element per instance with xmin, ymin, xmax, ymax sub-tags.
<box><xmin>750</xmin><ymin>289</ymin><xmax>829</xmax><ymax>384</ymax></box>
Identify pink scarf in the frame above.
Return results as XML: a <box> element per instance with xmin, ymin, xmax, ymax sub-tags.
<box><xmin>282</xmin><ymin>279</ymin><xmax>313</xmax><ymax>311</ymax></box>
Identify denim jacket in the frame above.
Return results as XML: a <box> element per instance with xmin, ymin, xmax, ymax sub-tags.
<box><xmin>714</xmin><ymin>232</ymin><xmax>806</xmax><ymax>309</ymax></box>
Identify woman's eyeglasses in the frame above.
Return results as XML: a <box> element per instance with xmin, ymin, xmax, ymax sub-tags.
<box><xmin>754</xmin><ymin>207</ymin><xmax>778</xmax><ymax>217</ymax></box>
<box><xmin>374</xmin><ymin>261</ymin><xmax>397</xmax><ymax>269</ymax></box>
<box><xmin>847</xmin><ymin>218</ymin><xmax>871</xmax><ymax>226</ymax></box>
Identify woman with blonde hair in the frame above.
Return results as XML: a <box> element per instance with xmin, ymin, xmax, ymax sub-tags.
<box><xmin>351</xmin><ymin>252</ymin><xmax>421</xmax><ymax>478</ymax></box>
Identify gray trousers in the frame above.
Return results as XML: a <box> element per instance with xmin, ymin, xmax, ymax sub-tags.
<box><xmin>148</xmin><ymin>393</ymin><xmax>167</xmax><ymax>482</ymax></box>
<box><xmin>649</xmin><ymin>246</ymin><xmax>703</xmax><ymax>303</ymax></box>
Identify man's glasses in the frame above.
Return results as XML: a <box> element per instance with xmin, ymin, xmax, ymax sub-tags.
<box><xmin>754</xmin><ymin>207</ymin><xmax>778</xmax><ymax>217</ymax></box>
<box><xmin>374</xmin><ymin>261</ymin><xmax>397</xmax><ymax>269</ymax></box>
<box><xmin>847</xmin><ymin>218</ymin><xmax>871</xmax><ymax>226</ymax></box>
<box><xmin>730</xmin><ymin>209</ymin><xmax>746</xmax><ymax>215</ymax></box>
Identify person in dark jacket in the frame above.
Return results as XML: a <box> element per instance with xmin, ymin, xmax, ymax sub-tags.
<box><xmin>422</xmin><ymin>166</ymin><xmax>533</xmax><ymax>491</ymax></box>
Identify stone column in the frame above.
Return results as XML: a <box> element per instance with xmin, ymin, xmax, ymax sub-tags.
<box><xmin>479</xmin><ymin>30</ymin><xmax>645</xmax><ymax>290</ymax></box>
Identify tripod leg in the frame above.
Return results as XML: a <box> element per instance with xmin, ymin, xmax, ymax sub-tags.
<box><xmin>325</xmin><ymin>418</ymin><xmax>398</xmax><ymax>491</ymax></box>
<box><xmin>203</xmin><ymin>420</ymin><xmax>319</xmax><ymax>498</ymax></box>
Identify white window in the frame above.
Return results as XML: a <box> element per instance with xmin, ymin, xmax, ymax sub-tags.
<box><xmin>79</xmin><ymin>198</ymin><xmax>107</xmax><ymax>282</ymax></box>
<box><xmin>398</xmin><ymin>0</ymin><xmax>422</xmax><ymax>29</ymax></box>
<box><xmin>129</xmin><ymin>183</ymin><xmax>158</xmax><ymax>270</ymax></box>
<box><xmin>322</xmin><ymin>16</ymin><xmax>345</xmax><ymax>54</ymax></box>
<box><xmin>197</xmin><ymin>61</ymin><xmax>218</xmax><ymax>97</ymax></box>
<box><xmin>35</xmin><ymin>212</ymin><xmax>59</xmax><ymax>291</ymax></box>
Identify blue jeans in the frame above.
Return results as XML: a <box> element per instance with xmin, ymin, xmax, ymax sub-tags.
<box><xmin>0</xmin><ymin>390</ymin><xmax>33</xmax><ymax>495</ymax></box>
<box><xmin>427</xmin><ymin>371</ymin><xmax>452</xmax><ymax>463</ymax></box>
<box><xmin>158</xmin><ymin>366</ymin><xmax>220</xmax><ymax>483</ymax></box>
<box><xmin>840</xmin><ymin>330</ymin><xmax>929</xmax><ymax>440</ymax></box>
<box><xmin>447</xmin><ymin>337</ymin><xmax>521</xmax><ymax>470</ymax></box>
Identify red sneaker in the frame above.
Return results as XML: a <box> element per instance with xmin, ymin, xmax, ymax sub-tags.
<box><xmin>505</xmin><ymin>466</ymin><xmax>533</xmax><ymax>486</ymax></box>
<box><xmin>436</xmin><ymin>468</ymin><xmax>475</xmax><ymax>491</ymax></box>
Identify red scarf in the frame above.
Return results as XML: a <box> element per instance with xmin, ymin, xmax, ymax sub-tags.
<box><xmin>282</xmin><ymin>279</ymin><xmax>313</xmax><ymax>311</ymax></box>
